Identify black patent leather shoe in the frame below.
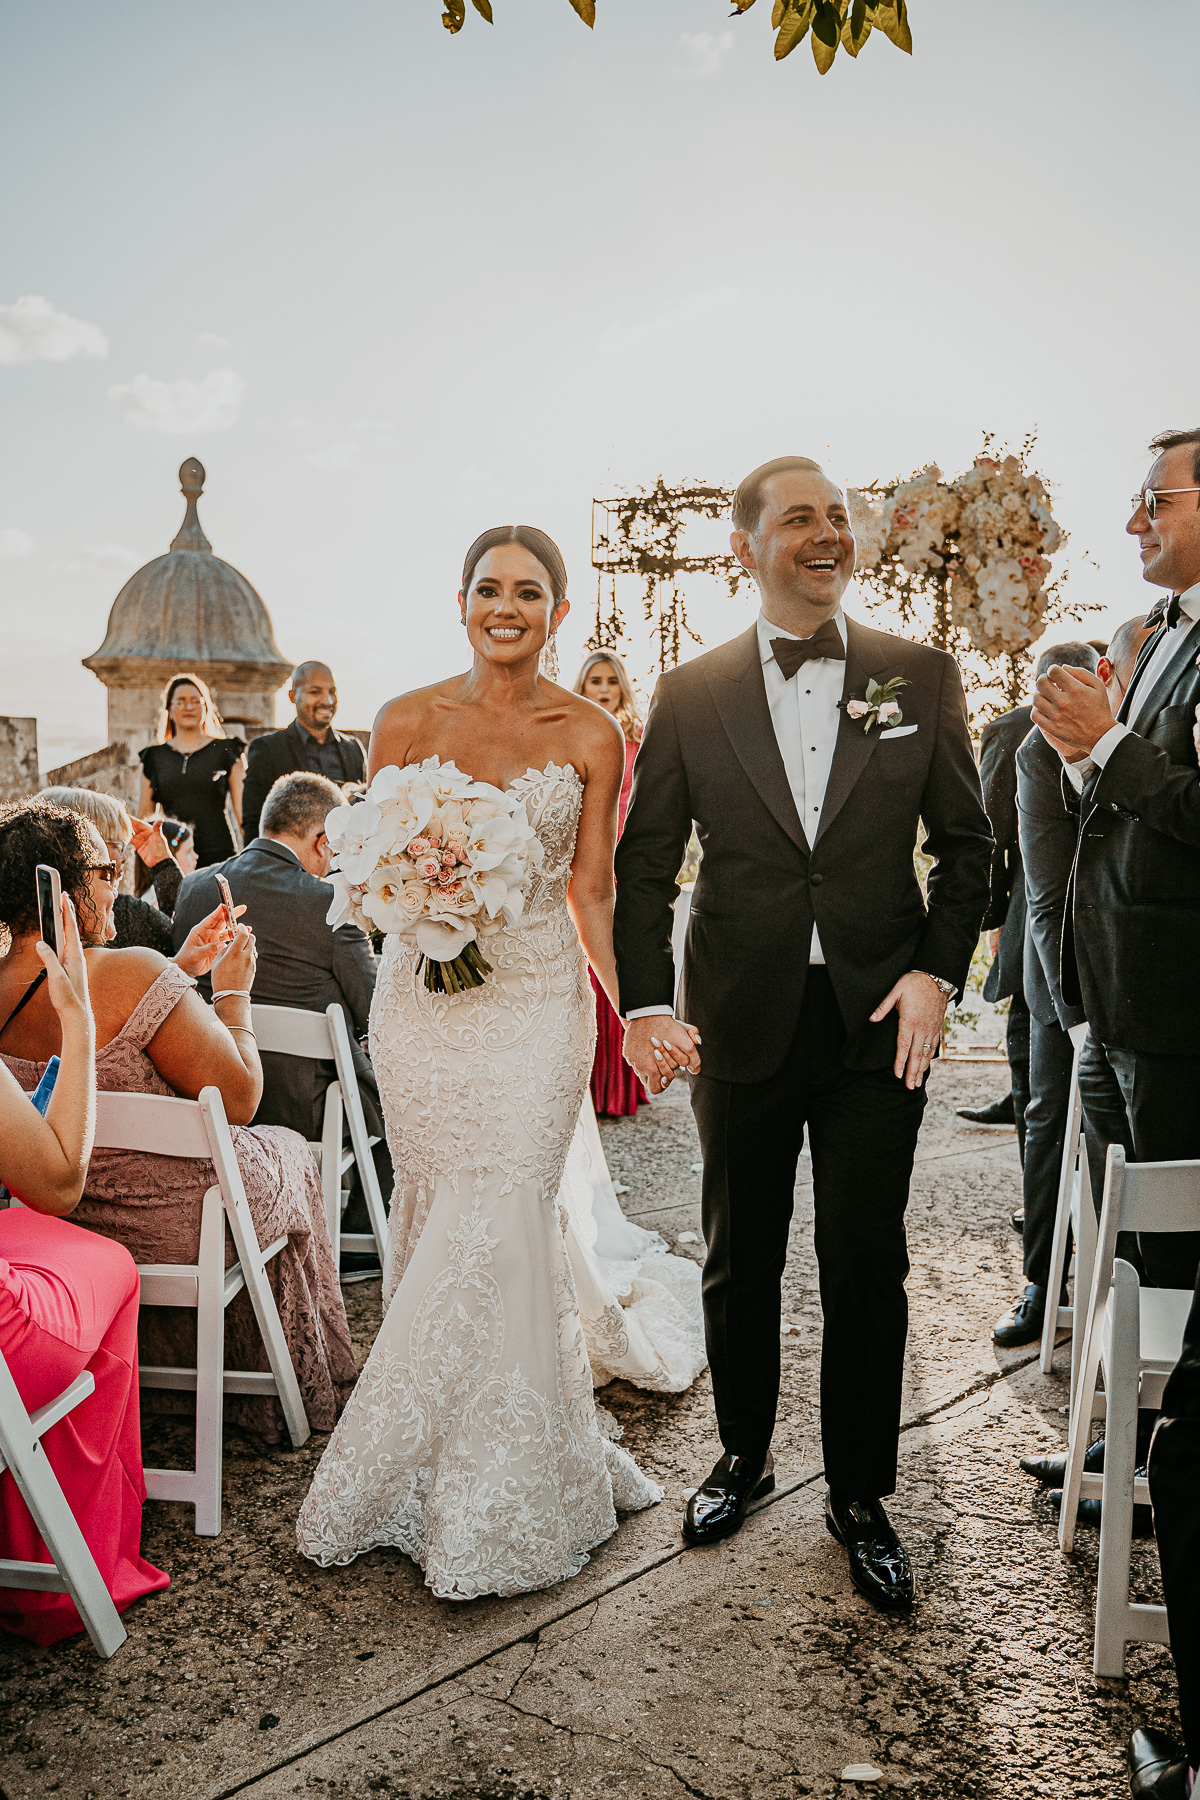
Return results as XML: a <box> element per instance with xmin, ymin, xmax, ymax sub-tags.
<box><xmin>1129</xmin><ymin>1727</ymin><xmax>1189</xmax><ymax>1798</ymax></box>
<box><xmin>956</xmin><ymin>1094</ymin><xmax>1015</xmax><ymax>1127</ymax></box>
<box><xmin>824</xmin><ymin>1494</ymin><xmax>915</xmax><ymax>1611</ymax></box>
<box><xmin>1021</xmin><ymin>1438</ymin><xmax>1105</xmax><ymax>1486</ymax></box>
<box><xmin>993</xmin><ymin>1283</ymin><xmax>1047</xmax><ymax>1347</ymax></box>
<box><xmin>683</xmin><ymin>1452</ymin><xmax>775</xmax><ymax>1545</ymax></box>
<box><xmin>1048</xmin><ymin>1475</ymin><xmax>1154</xmax><ymax>1537</ymax></box>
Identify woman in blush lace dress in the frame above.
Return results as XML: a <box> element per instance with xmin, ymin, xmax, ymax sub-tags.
<box><xmin>297</xmin><ymin>526</ymin><xmax>701</xmax><ymax>1601</ymax></box>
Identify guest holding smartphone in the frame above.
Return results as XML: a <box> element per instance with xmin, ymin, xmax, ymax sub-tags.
<box><xmin>0</xmin><ymin>882</ymin><xmax>168</xmax><ymax>1646</ymax></box>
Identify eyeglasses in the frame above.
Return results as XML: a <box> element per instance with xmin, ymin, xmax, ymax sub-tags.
<box><xmin>1131</xmin><ymin>487</ymin><xmax>1200</xmax><ymax>520</ymax></box>
<box><xmin>87</xmin><ymin>862</ymin><xmax>121</xmax><ymax>887</ymax></box>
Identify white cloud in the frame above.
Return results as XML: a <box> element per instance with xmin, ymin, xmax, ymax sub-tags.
<box><xmin>198</xmin><ymin>331</ymin><xmax>230</xmax><ymax>346</ymax></box>
<box><xmin>677</xmin><ymin>31</ymin><xmax>734</xmax><ymax>76</ymax></box>
<box><xmin>0</xmin><ymin>294</ymin><xmax>108</xmax><ymax>364</ymax></box>
<box><xmin>307</xmin><ymin>441</ymin><xmax>361</xmax><ymax>469</ymax></box>
<box><xmin>0</xmin><ymin>527</ymin><xmax>34</xmax><ymax>557</ymax></box>
<box><xmin>106</xmin><ymin>367</ymin><xmax>245</xmax><ymax>433</ymax></box>
<box><xmin>598</xmin><ymin>285</ymin><xmax>746</xmax><ymax>359</ymax></box>
<box><xmin>83</xmin><ymin>541</ymin><xmax>140</xmax><ymax>572</ymax></box>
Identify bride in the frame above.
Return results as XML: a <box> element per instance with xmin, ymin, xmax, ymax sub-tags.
<box><xmin>297</xmin><ymin>525</ymin><xmax>699</xmax><ymax>1600</ymax></box>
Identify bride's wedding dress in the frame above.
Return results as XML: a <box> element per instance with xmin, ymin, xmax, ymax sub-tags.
<box><xmin>297</xmin><ymin>761</ymin><xmax>663</xmax><ymax>1599</ymax></box>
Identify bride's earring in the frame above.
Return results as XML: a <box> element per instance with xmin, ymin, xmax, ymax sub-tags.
<box><xmin>541</xmin><ymin>626</ymin><xmax>560</xmax><ymax>682</ymax></box>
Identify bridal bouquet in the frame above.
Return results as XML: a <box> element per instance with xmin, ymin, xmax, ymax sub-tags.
<box><xmin>324</xmin><ymin>760</ymin><xmax>543</xmax><ymax>993</ymax></box>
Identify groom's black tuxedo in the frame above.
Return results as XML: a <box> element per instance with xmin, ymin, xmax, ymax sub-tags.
<box><xmin>614</xmin><ymin>616</ymin><xmax>991</xmax><ymax>1498</ymax></box>
<box><xmin>615</xmin><ymin>618</ymin><xmax>991</xmax><ymax>1078</ymax></box>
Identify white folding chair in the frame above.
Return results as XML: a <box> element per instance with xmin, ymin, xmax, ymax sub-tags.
<box><xmin>1040</xmin><ymin>1023</ymin><xmax>1096</xmax><ymax>1400</ymax></box>
<box><xmin>94</xmin><ymin>1086</ymin><xmax>310</xmax><ymax>1537</ymax></box>
<box><xmin>0</xmin><ymin>1348</ymin><xmax>127</xmax><ymax>1657</ymax></box>
<box><xmin>1058</xmin><ymin>1143</ymin><xmax>1200</xmax><ymax>1675</ymax></box>
<box><xmin>250</xmin><ymin>1003</ymin><xmax>388</xmax><ymax>1267</ymax></box>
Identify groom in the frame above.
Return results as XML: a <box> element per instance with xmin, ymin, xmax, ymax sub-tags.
<box><xmin>614</xmin><ymin>456</ymin><xmax>992</xmax><ymax>1610</ymax></box>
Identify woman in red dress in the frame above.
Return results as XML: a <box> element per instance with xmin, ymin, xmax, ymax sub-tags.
<box><xmin>573</xmin><ymin>652</ymin><xmax>647</xmax><ymax>1117</ymax></box>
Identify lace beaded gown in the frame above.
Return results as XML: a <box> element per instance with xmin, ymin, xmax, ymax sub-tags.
<box><xmin>296</xmin><ymin>762</ymin><xmax>662</xmax><ymax>1600</ymax></box>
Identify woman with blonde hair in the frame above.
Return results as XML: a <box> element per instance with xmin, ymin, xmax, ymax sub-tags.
<box><xmin>573</xmin><ymin>650</ymin><xmax>647</xmax><ymax>1117</ymax></box>
<box><xmin>137</xmin><ymin>673</ymin><xmax>246</xmax><ymax>867</ymax></box>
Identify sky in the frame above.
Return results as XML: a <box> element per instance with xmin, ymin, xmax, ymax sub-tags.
<box><xmin>2</xmin><ymin>0</ymin><xmax>1199</xmax><ymax>768</ymax></box>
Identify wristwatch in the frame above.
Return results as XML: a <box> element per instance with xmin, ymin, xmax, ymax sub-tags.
<box><xmin>922</xmin><ymin>973</ymin><xmax>957</xmax><ymax>1000</ymax></box>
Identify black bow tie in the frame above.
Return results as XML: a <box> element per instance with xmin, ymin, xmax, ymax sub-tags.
<box><xmin>1144</xmin><ymin>594</ymin><xmax>1182</xmax><ymax>629</ymax></box>
<box><xmin>770</xmin><ymin>620</ymin><xmax>846</xmax><ymax>679</ymax></box>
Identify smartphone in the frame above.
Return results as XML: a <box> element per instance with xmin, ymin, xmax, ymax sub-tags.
<box><xmin>36</xmin><ymin>864</ymin><xmax>62</xmax><ymax>959</ymax></box>
<box><xmin>214</xmin><ymin>873</ymin><xmax>236</xmax><ymax>933</ymax></box>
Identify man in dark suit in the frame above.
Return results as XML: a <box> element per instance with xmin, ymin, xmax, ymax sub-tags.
<box><xmin>613</xmin><ymin>456</ymin><xmax>992</xmax><ymax>1610</ymax></box>
<box><xmin>242</xmin><ymin>662</ymin><xmax>366</xmax><ymax>841</ymax></box>
<box><xmin>1033</xmin><ymin>426</ymin><xmax>1200</xmax><ymax>1294</ymax></box>
<box><xmin>173</xmin><ymin>770</ymin><xmax>389</xmax><ymax>1258</ymax></box>
<box><xmin>958</xmin><ymin>701</ymin><xmax>1032</xmax><ymax>1148</ymax></box>
<box><xmin>986</xmin><ymin>643</ymin><xmax>1098</xmax><ymax>1348</ymax></box>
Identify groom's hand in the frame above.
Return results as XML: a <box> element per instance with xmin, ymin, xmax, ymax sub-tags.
<box><xmin>622</xmin><ymin>1015</ymin><xmax>701</xmax><ymax>1095</ymax></box>
<box><xmin>870</xmin><ymin>971</ymin><xmax>949</xmax><ymax>1090</ymax></box>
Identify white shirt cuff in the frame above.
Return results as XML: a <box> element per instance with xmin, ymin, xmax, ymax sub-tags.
<box><xmin>626</xmin><ymin>1005</ymin><xmax>675</xmax><ymax>1019</ymax></box>
<box><xmin>1091</xmin><ymin>723</ymin><xmax>1131</xmax><ymax>768</ymax></box>
<box><xmin>1061</xmin><ymin>754</ymin><xmax>1095</xmax><ymax>794</ymax></box>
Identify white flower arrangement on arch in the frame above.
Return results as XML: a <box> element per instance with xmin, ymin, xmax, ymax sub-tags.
<box><xmin>324</xmin><ymin>759</ymin><xmax>543</xmax><ymax>994</ymax></box>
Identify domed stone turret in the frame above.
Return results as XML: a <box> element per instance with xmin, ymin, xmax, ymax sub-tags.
<box><xmin>83</xmin><ymin>458</ymin><xmax>292</xmax><ymax>755</ymax></box>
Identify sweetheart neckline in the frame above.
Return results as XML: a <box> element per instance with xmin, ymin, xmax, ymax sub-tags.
<box><xmin>419</xmin><ymin>754</ymin><xmax>581</xmax><ymax>797</ymax></box>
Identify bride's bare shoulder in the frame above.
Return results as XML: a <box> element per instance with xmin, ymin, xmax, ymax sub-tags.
<box><xmin>369</xmin><ymin>679</ymin><xmax>464</xmax><ymax>768</ymax></box>
<box><xmin>548</xmin><ymin>682</ymin><xmax>626</xmax><ymax>773</ymax></box>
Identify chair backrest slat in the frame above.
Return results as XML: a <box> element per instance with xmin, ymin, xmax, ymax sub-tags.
<box><xmin>250</xmin><ymin>1004</ymin><xmax>334</xmax><ymax>1059</ymax></box>
<box><xmin>94</xmin><ymin>1091</ymin><xmax>212</xmax><ymax>1159</ymax></box>
<box><xmin>1119</xmin><ymin>1160</ymin><xmax>1200</xmax><ymax>1234</ymax></box>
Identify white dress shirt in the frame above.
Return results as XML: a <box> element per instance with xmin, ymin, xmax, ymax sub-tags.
<box><xmin>628</xmin><ymin>608</ymin><xmax>847</xmax><ymax>1019</ymax></box>
<box><xmin>1062</xmin><ymin>582</ymin><xmax>1200</xmax><ymax>793</ymax></box>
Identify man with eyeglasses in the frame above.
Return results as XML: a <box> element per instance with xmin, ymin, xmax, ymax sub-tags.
<box><xmin>1031</xmin><ymin>426</ymin><xmax>1200</xmax><ymax>1800</ymax></box>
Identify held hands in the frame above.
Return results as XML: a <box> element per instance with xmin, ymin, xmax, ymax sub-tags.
<box><xmin>870</xmin><ymin>970</ymin><xmax>949</xmax><ymax>1090</ymax></box>
<box><xmin>622</xmin><ymin>1015</ymin><xmax>702</xmax><ymax>1096</ymax></box>
<box><xmin>1030</xmin><ymin>664</ymin><xmax>1114</xmax><ymax>763</ymax></box>
<box><xmin>37</xmin><ymin>894</ymin><xmax>92</xmax><ymax>1034</ymax></box>
<box><xmin>208</xmin><ymin>919</ymin><xmax>257</xmax><ymax>994</ymax></box>
<box><xmin>175</xmin><ymin>902</ymin><xmax>247</xmax><ymax>980</ymax></box>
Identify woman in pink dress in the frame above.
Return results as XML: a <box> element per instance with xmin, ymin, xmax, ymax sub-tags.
<box><xmin>573</xmin><ymin>653</ymin><xmax>647</xmax><ymax>1118</ymax></box>
<box><xmin>0</xmin><ymin>879</ymin><xmax>168</xmax><ymax>1647</ymax></box>
<box><xmin>0</xmin><ymin>800</ymin><xmax>355</xmax><ymax>1444</ymax></box>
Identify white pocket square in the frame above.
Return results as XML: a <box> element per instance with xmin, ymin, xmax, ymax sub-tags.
<box><xmin>879</xmin><ymin>724</ymin><xmax>919</xmax><ymax>739</ymax></box>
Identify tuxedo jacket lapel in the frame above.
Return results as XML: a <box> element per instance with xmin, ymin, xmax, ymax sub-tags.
<box><xmin>814</xmin><ymin>620</ymin><xmax>894</xmax><ymax>845</ymax></box>
<box><xmin>704</xmin><ymin>626</ymin><xmax>809</xmax><ymax>855</ymax></box>
<box><xmin>1125</xmin><ymin>615</ymin><xmax>1200</xmax><ymax>732</ymax></box>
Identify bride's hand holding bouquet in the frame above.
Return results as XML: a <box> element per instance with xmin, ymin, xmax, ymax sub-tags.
<box><xmin>324</xmin><ymin>759</ymin><xmax>543</xmax><ymax>994</ymax></box>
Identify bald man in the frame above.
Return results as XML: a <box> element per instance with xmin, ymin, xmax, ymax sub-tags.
<box><xmin>242</xmin><ymin>661</ymin><xmax>367</xmax><ymax>841</ymax></box>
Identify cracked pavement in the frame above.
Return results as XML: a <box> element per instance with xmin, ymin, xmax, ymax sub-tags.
<box><xmin>0</xmin><ymin>1063</ymin><xmax>1182</xmax><ymax>1799</ymax></box>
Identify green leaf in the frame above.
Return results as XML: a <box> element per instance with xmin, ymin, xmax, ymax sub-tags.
<box><xmin>812</xmin><ymin>0</ymin><xmax>841</xmax><ymax>45</ymax></box>
<box><xmin>441</xmin><ymin>0</ymin><xmax>465</xmax><ymax>30</ymax></box>
<box><xmin>470</xmin><ymin>0</ymin><xmax>493</xmax><ymax>18</ymax></box>
<box><xmin>774</xmin><ymin>0</ymin><xmax>815</xmax><ymax>59</ymax></box>
<box><xmin>865</xmin><ymin>677</ymin><xmax>881</xmax><ymax>703</ymax></box>
<box><xmin>872</xmin><ymin>0</ymin><xmax>913</xmax><ymax>53</ymax></box>
<box><xmin>729</xmin><ymin>0</ymin><xmax>759</xmax><ymax>11</ymax></box>
<box><xmin>771</xmin><ymin>0</ymin><xmax>787</xmax><ymax>25</ymax></box>
<box><xmin>811</xmin><ymin>27</ymin><xmax>839</xmax><ymax>70</ymax></box>
<box><xmin>843</xmin><ymin>0</ymin><xmax>872</xmax><ymax>53</ymax></box>
<box><xmin>567</xmin><ymin>0</ymin><xmax>596</xmax><ymax>22</ymax></box>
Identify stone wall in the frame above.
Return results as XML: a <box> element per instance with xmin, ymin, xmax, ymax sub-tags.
<box><xmin>44</xmin><ymin>741</ymin><xmax>138</xmax><ymax>811</ymax></box>
<box><xmin>0</xmin><ymin>717</ymin><xmax>39</xmax><ymax>803</ymax></box>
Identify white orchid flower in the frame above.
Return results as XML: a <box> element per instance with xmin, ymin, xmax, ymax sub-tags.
<box><xmin>324</xmin><ymin>870</ymin><xmax>358</xmax><ymax>930</ymax></box>
<box><xmin>466</xmin><ymin>867</ymin><xmax>510</xmax><ymax>918</ymax></box>
<box><xmin>415</xmin><ymin>916</ymin><xmax>476</xmax><ymax>960</ymax></box>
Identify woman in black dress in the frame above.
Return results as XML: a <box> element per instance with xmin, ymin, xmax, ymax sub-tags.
<box><xmin>137</xmin><ymin>673</ymin><xmax>246</xmax><ymax>868</ymax></box>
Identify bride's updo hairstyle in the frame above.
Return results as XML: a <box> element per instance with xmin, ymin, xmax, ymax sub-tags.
<box><xmin>460</xmin><ymin>525</ymin><xmax>568</xmax><ymax>606</ymax></box>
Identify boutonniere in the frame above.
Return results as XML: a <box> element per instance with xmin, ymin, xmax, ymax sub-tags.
<box><xmin>839</xmin><ymin>675</ymin><xmax>910</xmax><ymax>734</ymax></box>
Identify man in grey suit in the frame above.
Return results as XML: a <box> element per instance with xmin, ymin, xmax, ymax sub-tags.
<box><xmin>173</xmin><ymin>771</ymin><xmax>389</xmax><ymax>1251</ymax></box>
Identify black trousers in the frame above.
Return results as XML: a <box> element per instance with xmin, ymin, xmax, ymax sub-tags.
<box><xmin>1007</xmin><ymin>994</ymin><xmax>1031</xmax><ymax>1167</ymax></box>
<box><xmin>690</xmin><ymin>966</ymin><xmax>926</xmax><ymax>1498</ymax></box>
<box><xmin>1150</xmin><ymin>1275</ymin><xmax>1200</xmax><ymax>1769</ymax></box>
<box><xmin>1021</xmin><ymin>1013</ymin><xmax>1075</xmax><ymax>1288</ymax></box>
<box><xmin>1077</xmin><ymin>1037</ymin><xmax>1200</xmax><ymax>1291</ymax></box>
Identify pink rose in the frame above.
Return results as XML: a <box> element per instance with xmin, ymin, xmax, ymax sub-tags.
<box><xmin>846</xmin><ymin>699</ymin><xmax>870</xmax><ymax>720</ymax></box>
<box><xmin>877</xmin><ymin>701</ymin><xmax>900</xmax><ymax>722</ymax></box>
<box><xmin>407</xmin><ymin>836</ymin><xmax>434</xmax><ymax>857</ymax></box>
<box><xmin>413</xmin><ymin>852</ymin><xmax>441</xmax><ymax>882</ymax></box>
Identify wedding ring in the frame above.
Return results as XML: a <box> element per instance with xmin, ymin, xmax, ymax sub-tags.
<box><xmin>921</xmin><ymin>1042</ymin><xmax>931</xmax><ymax>1051</ymax></box>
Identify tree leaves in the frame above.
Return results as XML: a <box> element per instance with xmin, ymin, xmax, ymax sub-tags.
<box><xmin>437</xmin><ymin>0</ymin><xmax>912</xmax><ymax>69</ymax></box>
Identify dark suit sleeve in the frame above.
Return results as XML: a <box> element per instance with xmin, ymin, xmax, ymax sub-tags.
<box><xmin>149</xmin><ymin>857</ymin><xmax>182</xmax><ymax>920</ymax></box>
<box><xmin>241</xmin><ymin>736</ymin><xmax>275</xmax><ymax>841</ymax></box>
<box><xmin>912</xmin><ymin>655</ymin><xmax>994</xmax><ymax>998</ymax></box>
<box><xmin>1017</xmin><ymin>731</ymin><xmax>1081</xmax><ymax>1027</ymax></box>
<box><xmin>613</xmin><ymin>677</ymin><xmax>693</xmax><ymax>1016</ymax></box>
<box><xmin>331</xmin><ymin>923</ymin><xmax>377</xmax><ymax>1035</ymax></box>
<box><xmin>341</xmin><ymin>735</ymin><xmax>367</xmax><ymax>783</ymax></box>
<box><xmin>978</xmin><ymin>718</ymin><xmax>1017</xmax><ymax>932</ymax></box>
<box><xmin>1094</xmin><ymin>730</ymin><xmax>1200</xmax><ymax>849</ymax></box>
